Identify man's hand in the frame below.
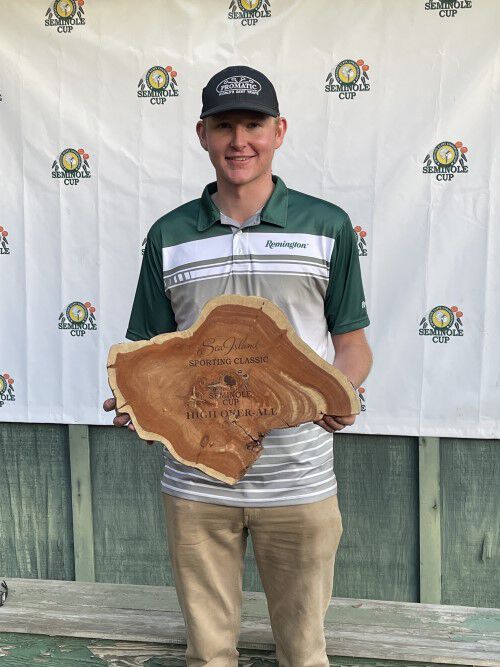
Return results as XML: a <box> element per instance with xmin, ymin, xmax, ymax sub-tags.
<box><xmin>103</xmin><ymin>397</ymin><xmax>155</xmax><ymax>445</ymax></box>
<box><xmin>103</xmin><ymin>397</ymin><xmax>136</xmax><ymax>430</ymax></box>
<box><xmin>314</xmin><ymin>414</ymin><xmax>356</xmax><ymax>433</ymax></box>
<box><xmin>314</xmin><ymin>328</ymin><xmax>372</xmax><ymax>434</ymax></box>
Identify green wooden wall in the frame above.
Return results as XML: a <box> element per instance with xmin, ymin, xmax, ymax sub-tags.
<box><xmin>0</xmin><ymin>423</ymin><xmax>498</xmax><ymax>608</ymax></box>
<box><xmin>0</xmin><ymin>424</ymin><xmax>75</xmax><ymax>581</ymax></box>
<box><xmin>333</xmin><ymin>435</ymin><xmax>419</xmax><ymax>602</ymax></box>
<box><xmin>441</xmin><ymin>438</ymin><xmax>500</xmax><ymax>608</ymax></box>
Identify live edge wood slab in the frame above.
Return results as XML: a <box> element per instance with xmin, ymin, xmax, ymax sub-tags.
<box><xmin>107</xmin><ymin>295</ymin><xmax>359</xmax><ymax>485</ymax></box>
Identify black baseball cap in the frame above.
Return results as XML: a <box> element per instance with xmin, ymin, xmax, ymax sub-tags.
<box><xmin>200</xmin><ymin>65</ymin><xmax>280</xmax><ymax>119</ymax></box>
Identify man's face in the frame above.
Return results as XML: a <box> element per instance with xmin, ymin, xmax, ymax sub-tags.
<box><xmin>196</xmin><ymin>110</ymin><xmax>287</xmax><ymax>187</ymax></box>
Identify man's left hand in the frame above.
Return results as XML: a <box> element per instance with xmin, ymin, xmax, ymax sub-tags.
<box><xmin>314</xmin><ymin>414</ymin><xmax>356</xmax><ymax>433</ymax></box>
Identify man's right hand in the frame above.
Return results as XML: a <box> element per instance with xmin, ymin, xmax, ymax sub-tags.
<box><xmin>103</xmin><ymin>397</ymin><xmax>136</xmax><ymax>431</ymax></box>
<box><xmin>103</xmin><ymin>397</ymin><xmax>155</xmax><ymax>445</ymax></box>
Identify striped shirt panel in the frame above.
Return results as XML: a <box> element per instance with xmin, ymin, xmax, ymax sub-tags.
<box><xmin>161</xmin><ymin>424</ymin><xmax>336</xmax><ymax>507</ymax></box>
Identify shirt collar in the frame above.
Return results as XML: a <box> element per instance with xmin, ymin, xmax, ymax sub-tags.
<box><xmin>220</xmin><ymin>208</ymin><xmax>262</xmax><ymax>230</ymax></box>
<box><xmin>197</xmin><ymin>175</ymin><xmax>288</xmax><ymax>231</ymax></box>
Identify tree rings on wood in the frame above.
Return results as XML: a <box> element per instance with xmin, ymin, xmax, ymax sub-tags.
<box><xmin>107</xmin><ymin>295</ymin><xmax>359</xmax><ymax>485</ymax></box>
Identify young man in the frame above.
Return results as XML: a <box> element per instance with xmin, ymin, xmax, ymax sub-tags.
<box><xmin>104</xmin><ymin>65</ymin><xmax>372</xmax><ymax>666</ymax></box>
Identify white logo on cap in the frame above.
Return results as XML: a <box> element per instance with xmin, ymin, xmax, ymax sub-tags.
<box><xmin>216</xmin><ymin>75</ymin><xmax>261</xmax><ymax>96</ymax></box>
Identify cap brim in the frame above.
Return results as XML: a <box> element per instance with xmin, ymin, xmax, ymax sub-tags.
<box><xmin>200</xmin><ymin>101</ymin><xmax>279</xmax><ymax>119</ymax></box>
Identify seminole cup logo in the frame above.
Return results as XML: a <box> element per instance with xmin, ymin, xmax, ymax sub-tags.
<box><xmin>52</xmin><ymin>147</ymin><xmax>91</xmax><ymax>186</ymax></box>
<box><xmin>358</xmin><ymin>386</ymin><xmax>366</xmax><ymax>412</ymax></box>
<box><xmin>425</xmin><ymin>0</ymin><xmax>472</xmax><ymax>18</ymax></box>
<box><xmin>228</xmin><ymin>0</ymin><xmax>271</xmax><ymax>26</ymax></box>
<box><xmin>138</xmin><ymin>66</ymin><xmax>179</xmax><ymax>104</ymax></box>
<box><xmin>59</xmin><ymin>301</ymin><xmax>97</xmax><ymax>337</ymax></box>
<box><xmin>354</xmin><ymin>226</ymin><xmax>368</xmax><ymax>257</ymax></box>
<box><xmin>0</xmin><ymin>373</ymin><xmax>15</xmax><ymax>408</ymax></box>
<box><xmin>0</xmin><ymin>226</ymin><xmax>9</xmax><ymax>255</ymax></box>
<box><xmin>423</xmin><ymin>140</ymin><xmax>468</xmax><ymax>181</ymax></box>
<box><xmin>325</xmin><ymin>59</ymin><xmax>370</xmax><ymax>100</ymax></box>
<box><xmin>45</xmin><ymin>0</ymin><xmax>85</xmax><ymax>32</ymax></box>
<box><xmin>419</xmin><ymin>305</ymin><xmax>464</xmax><ymax>344</ymax></box>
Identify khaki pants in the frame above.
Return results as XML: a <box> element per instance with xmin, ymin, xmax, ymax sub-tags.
<box><xmin>163</xmin><ymin>493</ymin><xmax>343</xmax><ymax>667</ymax></box>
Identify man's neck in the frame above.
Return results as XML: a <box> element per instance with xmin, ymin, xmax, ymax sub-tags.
<box><xmin>212</xmin><ymin>174</ymin><xmax>275</xmax><ymax>224</ymax></box>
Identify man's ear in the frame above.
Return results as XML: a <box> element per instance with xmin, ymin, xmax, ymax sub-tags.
<box><xmin>274</xmin><ymin>116</ymin><xmax>288</xmax><ymax>150</ymax></box>
<box><xmin>196</xmin><ymin>120</ymin><xmax>208</xmax><ymax>151</ymax></box>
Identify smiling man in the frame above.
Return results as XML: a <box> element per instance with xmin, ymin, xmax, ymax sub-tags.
<box><xmin>104</xmin><ymin>65</ymin><xmax>372</xmax><ymax>666</ymax></box>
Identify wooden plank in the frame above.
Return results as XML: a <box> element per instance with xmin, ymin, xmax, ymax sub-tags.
<box><xmin>441</xmin><ymin>439</ymin><xmax>500</xmax><ymax>609</ymax></box>
<box><xmin>4</xmin><ymin>578</ymin><xmax>499</xmax><ymax>631</ymax></box>
<box><xmin>68</xmin><ymin>425</ymin><xmax>95</xmax><ymax>583</ymax></box>
<box><xmin>88</xmin><ymin>426</ymin><xmax>175</xmax><ymax>586</ymax></box>
<box><xmin>85</xmin><ymin>641</ymin><xmax>462</xmax><ymax>667</ymax></box>
<box><xmin>0</xmin><ymin>579</ymin><xmax>498</xmax><ymax>665</ymax></box>
<box><xmin>0</xmin><ymin>424</ymin><xmax>74</xmax><ymax>580</ymax></box>
<box><xmin>334</xmin><ymin>434</ymin><xmax>419</xmax><ymax>602</ymax></box>
<box><xmin>419</xmin><ymin>437</ymin><xmax>442</xmax><ymax>604</ymax></box>
<box><xmin>5</xmin><ymin>633</ymin><xmax>460</xmax><ymax>667</ymax></box>
<box><xmin>86</xmin><ymin>642</ymin><xmax>274</xmax><ymax>666</ymax></box>
<box><xmin>0</xmin><ymin>632</ymin><xmax>108</xmax><ymax>666</ymax></box>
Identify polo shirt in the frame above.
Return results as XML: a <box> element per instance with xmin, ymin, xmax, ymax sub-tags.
<box><xmin>126</xmin><ymin>175</ymin><xmax>369</xmax><ymax>507</ymax></box>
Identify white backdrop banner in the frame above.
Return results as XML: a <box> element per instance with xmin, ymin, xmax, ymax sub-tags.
<box><xmin>0</xmin><ymin>0</ymin><xmax>499</xmax><ymax>437</ymax></box>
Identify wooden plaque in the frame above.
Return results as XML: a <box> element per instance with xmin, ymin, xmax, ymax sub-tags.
<box><xmin>107</xmin><ymin>295</ymin><xmax>359</xmax><ymax>485</ymax></box>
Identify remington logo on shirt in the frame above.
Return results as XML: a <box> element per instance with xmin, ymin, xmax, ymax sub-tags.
<box><xmin>265</xmin><ymin>240</ymin><xmax>308</xmax><ymax>250</ymax></box>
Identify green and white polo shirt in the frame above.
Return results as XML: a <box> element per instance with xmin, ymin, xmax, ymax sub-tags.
<box><xmin>126</xmin><ymin>175</ymin><xmax>369</xmax><ymax>507</ymax></box>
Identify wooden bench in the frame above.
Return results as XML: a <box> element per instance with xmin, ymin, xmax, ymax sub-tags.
<box><xmin>0</xmin><ymin>578</ymin><xmax>499</xmax><ymax>666</ymax></box>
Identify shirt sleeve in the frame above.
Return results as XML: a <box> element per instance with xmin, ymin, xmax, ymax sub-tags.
<box><xmin>126</xmin><ymin>226</ymin><xmax>177</xmax><ymax>341</ymax></box>
<box><xmin>324</xmin><ymin>215</ymin><xmax>370</xmax><ymax>335</ymax></box>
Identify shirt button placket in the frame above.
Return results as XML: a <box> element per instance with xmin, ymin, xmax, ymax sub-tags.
<box><xmin>234</xmin><ymin>229</ymin><xmax>244</xmax><ymax>255</ymax></box>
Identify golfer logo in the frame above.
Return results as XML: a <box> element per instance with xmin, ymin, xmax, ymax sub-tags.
<box><xmin>354</xmin><ymin>226</ymin><xmax>368</xmax><ymax>257</ymax></box>
<box><xmin>52</xmin><ymin>147</ymin><xmax>91</xmax><ymax>186</ymax></box>
<box><xmin>423</xmin><ymin>140</ymin><xmax>468</xmax><ymax>181</ymax></box>
<box><xmin>325</xmin><ymin>59</ymin><xmax>370</xmax><ymax>99</ymax></box>
<box><xmin>59</xmin><ymin>301</ymin><xmax>97</xmax><ymax>337</ymax></box>
<box><xmin>228</xmin><ymin>0</ymin><xmax>271</xmax><ymax>26</ymax></box>
<box><xmin>425</xmin><ymin>0</ymin><xmax>472</xmax><ymax>18</ymax></box>
<box><xmin>418</xmin><ymin>305</ymin><xmax>464</xmax><ymax>344</ymax></box>
<box><xmin>0</xmin><ymin>226</ymin><xmax>9</xmax><ymax>255</ymax></box>
<box><xmin>45</xmin><ymin>0</ymin><xmax>85</xmax><ymax>32</ymax></box>
<box><xmin>0</xmin><ymin>373</ymin><xmax>15</xmax><ymax>408</ymax></box>
<box><xmin>358</xmin><ymin>386</ymin><xmax>366</xmax><ymax>412</ymax></box>
<box><xmin>138</xmin><ymin>66</ymin><xmax>179</xmax><ymax>104</ymax></box>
